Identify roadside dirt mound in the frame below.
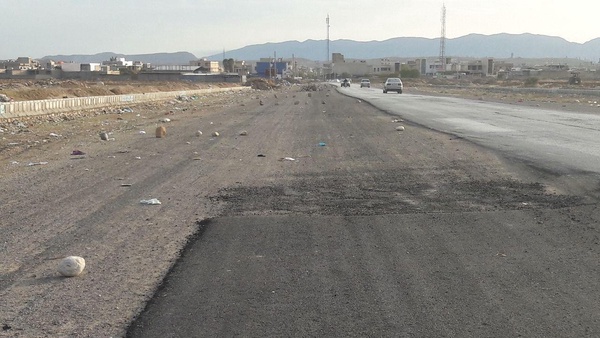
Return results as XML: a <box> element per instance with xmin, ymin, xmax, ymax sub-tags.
<box><xmin>246</xmin><ymin>78</ymin><xmax>277</xmax><ymax>90</ymax></box>
<box><xmin>0</xmin><ymin>80</ymin><xmax>237</xmax><ymax>101</ymax></box>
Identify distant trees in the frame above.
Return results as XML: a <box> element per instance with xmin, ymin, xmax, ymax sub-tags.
<box><xmin>400</xmin><ymin>65</ymin><xmax>420</xmax><ymax>78</ymax></box>
<box><xmin>222</xmin><ymin>58</ymin><xmax>234</xmax><ymax>73</ymax></box>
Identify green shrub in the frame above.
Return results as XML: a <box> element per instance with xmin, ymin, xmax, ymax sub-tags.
<box><xmin>524</xmin><ymin>77</ymin><xmax>539</xmax><ymax>87</ymax></box>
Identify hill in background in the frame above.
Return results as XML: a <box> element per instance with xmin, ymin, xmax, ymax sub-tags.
<box><xmin>39</xmin><ymin>51</ymin><xmax>197</xmax><ymax>65</ymax></box>
<box><xmin>40</xmin><ymin>33</ymin><xmax>600</xmax><ymax>64</ymax></box>
<box><xmin>209</xmin><ymin>33</ymin><xmax>600</xmax><ymax>61</ymax></box>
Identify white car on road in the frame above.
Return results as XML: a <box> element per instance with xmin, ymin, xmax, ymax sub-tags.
<box><xmin>383</xmin><ymin>78</ymin><xmax>403</xmax><ymax>94</ymax></box>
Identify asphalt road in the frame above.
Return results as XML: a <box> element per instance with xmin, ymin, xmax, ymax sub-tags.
<box><xmin>341</xmin><ymin>84</ymin><xmax>600</xmax><ymax>175</ymax></box>
<box><xmin>127</xmin><ymin>85</ymin><xmax>600</xmax><ymax>337</ymax></box>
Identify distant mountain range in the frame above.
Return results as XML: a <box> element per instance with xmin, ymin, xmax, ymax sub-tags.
<box><xmin>41</xmin><ymin>33</ymin><xmax>600</xmax><ymax>64</ymax></box>
<box><xmin>209</xmin><ymin>33</ymin><xmax>600</xmax><ymax>61</ymax></box>
<box><xmin>40</xmin><ymin>51</ymin><xmax>197</xmax><ymax>65</ymax></box>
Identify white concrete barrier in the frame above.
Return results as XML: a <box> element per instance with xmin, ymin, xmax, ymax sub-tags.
<box><xmin>0</xmin><ymin>86</ymin><xmax>251</xmax><ymax>119</ymax></box>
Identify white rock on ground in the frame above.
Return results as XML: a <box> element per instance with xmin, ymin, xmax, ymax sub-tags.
<box><xmin>58</xmin><ymin>256</ymin><xmax>86</xmax><ymax>277</ymax></box>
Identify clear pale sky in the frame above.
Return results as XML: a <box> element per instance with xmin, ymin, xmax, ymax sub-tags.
<box><xmin>2</xmin><ymin>0</ymin><xmax>597</xmax><ymax>60</ymax></box>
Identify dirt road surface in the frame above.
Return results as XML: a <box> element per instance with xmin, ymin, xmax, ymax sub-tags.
<box><xmin>1</xmin><ymin>84</ymin><xmax>599</xmax><ymax>337</ymax></box>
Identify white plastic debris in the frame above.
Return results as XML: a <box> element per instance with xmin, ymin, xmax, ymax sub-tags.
<box><xmin>49</xmin><ymin>132</ymin><xmax>61</xmax><ymax>137</ymax></box>
<box><xmin>282</xmin><ymin>157</ymin><xmax>296</xmax><ymax>161</ymax></box>
<box><xmin>140</xmin><ymin>198</ymin><xmax>161</xmax><ymax>205</ymax></box>
<box><xmin>27</xmin><ymin>162</ymin><xmax>48</xmax><ymax>166</ymax></box>
<box><xmin>58</xmin><ymin>256</ymin><xmax>86</xmax><ymax>277</ymax></box>
<box><xmin>212</xmin><ymin>132</ymin><xmax>220</xmax><ymax>137</ymax></box>
<box><xmin>159</xmin><ymin>118</ymin><xmax>171</xmax><ymax>123</ymax></box>
<box><xmin>196</xmin><ymin>131</ymin><xmax>203</xmax><ymax>136</ymax></box>
<box><xmin>139</xmin><ymin>130</ymin><xmax>146</xmax><ymax>134</ymax></box>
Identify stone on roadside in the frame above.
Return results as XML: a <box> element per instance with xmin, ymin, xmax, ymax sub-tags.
<box><xmin>396</xmin><ymin>126</ymin><xmax>405</xmax><ymax>131</ymax></box>
<box><xmin>58</xmin><ymin>256</ymin><xmax>86</xmax><ymax>277</ymax></box>
<box><xmin>196</xmin><ymin>130</ymin><xmax>203</xmax><ymax>136</ymax></box>
<box><xmin>239</xmin><ymin>130</ymin><xmax>248</xmax><ymax>136</ymax></box>
<box><xmin>294</xmin><ymin>101</ymin><xmax>300</xmax><ymax>105</ymax></box>
<box><xmin>212</xmin><ymin>131</ymin><xmax>220</xmax><ymax>137</ymax></box>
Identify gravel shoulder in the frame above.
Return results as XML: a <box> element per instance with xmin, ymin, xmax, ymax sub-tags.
<box><xmin>1</xmin><ymin>82</ymin><xmax>599</xmax><ymax>337</ymax></box>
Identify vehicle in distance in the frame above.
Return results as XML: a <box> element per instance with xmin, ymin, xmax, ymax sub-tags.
<box><xmin>383</xmin><ymin>78</ymin><xmax>403</xmax><ymax>94</ymax></box>
<box><xmin>360</xmin><ymin>79</ymin><xmax>371</xmax><ymax>88</ymax></box>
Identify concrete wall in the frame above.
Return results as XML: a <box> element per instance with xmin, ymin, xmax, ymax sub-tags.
<box><xmin>0</xmin><ymin>86</ymin><xmax>251</xmax><ymax>119</ymax></box>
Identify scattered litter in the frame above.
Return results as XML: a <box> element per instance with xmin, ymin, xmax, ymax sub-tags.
<box><xmin>257</xmin><ymin>154</ymin><xmax>266</xmax><ymax>157</ymax></box>
<box><xmin>392</xmin><ymin>119</ymin><xmax>403</xmax><ymax>123</ymax></box>
<box><xmin>99</xmin><ymin>132</ymin><xmax>109</xmax><ymax>141</ymax></box>
<box><xmin>496</xmin><ymin>252</ymin><xmax>507</xmax><ymax>257</ymax></box>
<box><xmin>28</xmin><ymin>162</ymin><xmax>48</xmax><ymax>166</ymax></box>
<box><xmin>120</xmin><ymin>184</ymin><xmax>132</xmax><ymax>187</ymax></box>
<box><xmin>186</xmin><ymin>142</ymin><xmax>191</xmax><ymax>145</ymax></box>
<box><xmin>107</xmin><ymin>155</ymin><xmax>116</xmax><ymax>158</ymax></box>
<box><xmin>279</xmin><ymin>157</ymin><xmax>296</xmax><ymax>161</ymax></box>
<box><xmin>71</xmin><ymin>150</ymin><xmax>86</xmax><ymax>156</ymax></box>
<box><xmin>357</xmin><ymin>100</ymin><xmax>362</xmax><ymax>103</ymax></box>
<box><xmin>49</xmin><ymin>132</ymin><xmax>61</xmax><ymax>137</ymax></box>
<box><xmin>321</xmin><ymin>100</ymin><xmax>326</xmax><ymax>104</ymax></box>
<box><xmin>139</xmin><ymin>130</ymin><xmax>146</xmax><ymax>134</ymax></box>
<box><xmin>10</xmin><ymin>161</ymin><xmax>19</xmax><ymax>165</ymax></box>
<box><xmin>212</xmin><ymin>132</ymin><xmax>220</xmax><ymax>137</ymax></box>
<box><xmin>210</xmin><ymin>122</ymin><xmax>214</xmax><ymax>125</ymax></box>
<box><xmin>140</xmin><ymin>198</ymin><xmax>161</xmax><ymax>205</ymax></box>
<box><xmin>318</xmin><ymin>142</ymin><xmax>327</xmax><ymax>147</ymax></box>
<box><xmin>196</xmin><ymin>131</ymin><xmax>203</xmax><ymax>136</ymax></box>
<box><xmin>58</xmin><ymin>256</ymin><xmax>86</xmax><ymax>277</ymax></box>
<box><xmin>135</xmin><ymin>156</ymin><xmax>141</xmax><ymax>160</ymax></box>
<box><xmin>159</xmin><ymin>118</ymin><xmax>171</xmax><ymax>123</ymax></box>
<box><xmin>239</xmin><ymin>130</ymin><xmax>248</xmax><ymax>136</ymax></box>
<box><xmin>396</xmin><ymin>126</ymin><xmax>405</xmax><ymax>131</ymax></box>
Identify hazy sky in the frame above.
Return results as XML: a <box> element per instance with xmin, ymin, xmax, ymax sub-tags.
<box><xmin>2</xmin><ymin>0</ymin><xmax>598</xmax><ymax>60</ymax></box>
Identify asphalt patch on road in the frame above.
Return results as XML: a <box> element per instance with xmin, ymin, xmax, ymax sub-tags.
<box><xmin>213</xmin><ymin>169</ymin><xmax>583</xmax><ymax>216</ymax></box>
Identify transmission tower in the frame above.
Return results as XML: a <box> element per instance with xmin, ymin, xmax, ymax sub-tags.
<box><xmin>326</xmin><ymin>14</ymin><xmax>330</xmax><ymax>63</ymax></box>
<box><xmin>439</xmin><ymin>3</ymin><xmax>446</xmax><ymax>73</ymax></box>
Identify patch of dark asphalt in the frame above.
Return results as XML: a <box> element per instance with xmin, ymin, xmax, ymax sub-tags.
<box><xmin>212</xmin><ymin>169</ymin><xmax>583</xmax><ymax>216</ymax></box>
<box><xmin>124</xmin><ymin>218</ymin><xmax>212</xmax><ymax>336</ymax></box>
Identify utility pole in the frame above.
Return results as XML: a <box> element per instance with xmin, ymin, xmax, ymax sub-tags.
<box><xmin>439</xmin><ymin>3</ymin><xmax>446</xmax><ymax>74</ymax></box>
